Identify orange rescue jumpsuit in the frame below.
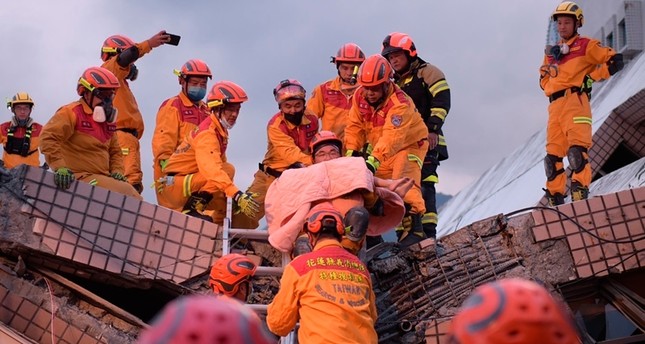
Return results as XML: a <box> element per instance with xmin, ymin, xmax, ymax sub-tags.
<box><xmin>152</xmin><ymin>92</ymin><xmax>210</xmax><ymax>206</ymax></box>
<box><xmin>101</xmin><ymin>40</ymin><xmax>152</xmax><ymax>192</ymax></box>
<box><xmin>160</xmin><ymin>114</ymin><xmax>244</xmax><ymax>224</ymax></box>
<box><xmin>306</xmin><ymin>76</ymin><xmax>358</xmax><ymax>142</ymax></box>
<box><xmin>237</xmin><ymin>111</ymin><xmax>318</xmax><ymax>229</ymax></box>
<box><xmin>540</xmin><ymin>34</ymin><xmax>616</xmax><ymax>195</ymax></box>
<box><xmin>40</xmin><ymin>100</ymin><xmax>141</xmax><ymax>199</ymax></box>
<box><xmin>1</xmin><ymin>119</ymin><xmax>42</xmax><ymax>169</ymax></box>
<box><xmin>345</xmin><ymin>83</ymin><xmax>429</xmax><ymax>214</ymax></box>
<box><xmin>267</xmin><ymin>239</ymin><xmax>378</xmax><ymax>343</ymax></box>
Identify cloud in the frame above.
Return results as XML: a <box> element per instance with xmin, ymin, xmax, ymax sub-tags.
<box><xmin>1</xmin><ymin>0</ymin><xmax>562</xmax><ymax>202</ymax></box>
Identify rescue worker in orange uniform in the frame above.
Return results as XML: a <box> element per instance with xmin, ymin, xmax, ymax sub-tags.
<box><xmin>40</xmin><ymin>67</ymin><xmax>141</xmax><ymax>199</ymax></box>
<box><xmin>1</xmin><ymin>93</ymin><xmax>42</xmax><ymax>169</ymax></box>
<box><xmin>447</xmin><ymin>278</ymin><xmax>581</xmax><ymax>344</ymax></box>
<box><xmin>540</xmin><ymin>2</ymin><xmax>623</xmax><ymax>206</ymax></box>
<box><xmin>382</xmin><ymin>32</ymin><xmax>451</xmax><ymax>242</ymax></box>
<box><xmin>100</xmin><ymin>31</ymin><xmax>171</xmax><ymax>193</ymax></box>
<box><xmin>159</xmin><ymin>81</ymin><xmax>259</xmax><ymax>224</ymax></box>
<box><xmin>345</xmin><ymin>54</ymin><xmax>429</xmax><ymax>247</ymax></box>
<box><xmin>152</xmin><ymin>59</ymin><xmax>212</xmax><ymax>207</ymax></box>
<box><xmin>266</xmin><ymin>203</ymin><xmax>378</xmax><ymax>343</ymax></box>
<box><xmin>306</xmin><ymin>43</ymin><xmax>365</xmax><ymax>142</ymax></box>
<box><xmin>238</xmin><ymin>79</ymin><xmax>319</xmax><ymax>229</ymax></box>
<box><xmin>209</xmin><ymin>253</ymin><xmax>257</xmax><ymax>302</ymax></box>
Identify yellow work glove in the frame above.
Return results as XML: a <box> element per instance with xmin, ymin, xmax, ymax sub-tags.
<box><xmin>233</xmin><ymin>191</ymin><xmax>260</xmax><ymax>218</ymax></box>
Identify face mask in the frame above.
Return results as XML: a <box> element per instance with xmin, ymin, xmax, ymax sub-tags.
<box><xmin>283</xmin><ymin>110</ymin><xmax>304</xmax><ymax>125</ymax></box>
<box><xmin>219</xmin><ymin>116</ymin><xmax>234</xmax><ymax>130</ymax></box>
<box><xmin>126</xmin><ymin>64</ymin><xmax>138</xmax><ymax>81</ymax></box>
<box><xmin>187</xmin><ymin>86</ymin><xmax>207</xmax><ymax>102</ymax></box>
<box><xmin>93</xmin><ymin>98</ymin><xmax>118</xmax><ymax>123</ymax></box>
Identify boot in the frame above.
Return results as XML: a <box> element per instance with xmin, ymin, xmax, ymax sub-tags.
<box><xmin>397</xmin><ymin>213</ymin><xmax>426</xmax><ymax>248</ymax></box>
<box><xmin>182</xmin><ymin>192</ymin><xmax>213</xmax><ymax>222</ymax></box>
<box><xmin>423</xmin><ymin>222</ymin><xmax>437</xmax><ymax>240</ymax></box>
<box><xmin>543</xmin><ymin>188</ymin><xmax>565</xmax><ymax>207</ymax></box>
<box><xmin>570</xmin><ymin>181</ymin><xmax>589</xmax><ymax>202</ymax></box>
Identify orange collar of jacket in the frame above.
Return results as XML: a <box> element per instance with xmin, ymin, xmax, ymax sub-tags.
<box><xmin>79</xmin><ymin>98</ymin><xmax>93</xmax><ymax>114</ymax></box>
<box><xmin>312</xmin><ymin>238</ymin><xmax>342</xmax><ymax>251</ymax></box>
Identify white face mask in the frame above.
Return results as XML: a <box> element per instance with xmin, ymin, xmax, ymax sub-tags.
<box><xmin>93</xmin><ymin>106</ymin><xmax>118</xmax><ymax>123</ymax></box>
<box><xmin>219</xmin><ymin>116</ymin><xmax>234</xmax><ymax>130</ymax></box>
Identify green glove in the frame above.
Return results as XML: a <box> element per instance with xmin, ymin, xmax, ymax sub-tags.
<box><xmin>110</xmin><ymin>172</ymin><xmax>128</xmax><ymax>182</ymax></box>
<box><xmin>233</xmin><ymin>191</ymin><xmax>260</xmax><ymax>218</ymax></box>
<box><xmin>581</xmin><ymin>74</ymin><xmax>593</xmax><ymax>99</ymax></box>
<box><xmin>365</xmin><ymin>155</ymin><xmax>380</xmax><ymax>174</ymax></box>
<box><xmin>160</xmin><ymin>159</ymin><xmax>168</xmax><ymax>171</ymax></box>
<box><xmin>345</xmin><ymin>149</ymin><xmax>362</xmax><ymax>157</ymax></box>
<box><xmin>54</xmin><ymin>167</ymin><xmax>74</xmax><ymax>190</ymax></box>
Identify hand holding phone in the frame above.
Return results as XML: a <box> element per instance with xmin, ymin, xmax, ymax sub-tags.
<box><xmin>167</xmin><ymin>33</ymin><xmax>181</xmax><ymax>46</ymax></box>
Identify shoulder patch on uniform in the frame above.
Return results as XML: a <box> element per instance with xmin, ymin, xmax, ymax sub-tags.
<box><xmin>391</xmin><ymin>115</ymin><xmax>402</xmax><ymax>127</ymax></box>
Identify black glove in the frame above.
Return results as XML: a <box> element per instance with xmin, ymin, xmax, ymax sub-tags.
<box><xmin>608</xmin><ymin>54</ymin><xmax>624</xmax><ymax>75</ymax></box>
<box><xmin>581</xmin><ymin>74</ymin><xmax>593</xmax><ymax>99</ymax></box>
<box><xmin>288</xmin><ymin>162</ymin><xmax>305</xmax><ymax>169</ymax></box>
<box><xmin>345</xmin><ymin>149</ymin><xmax>362</xmax><ymax>157</ymax></box>
<box><xmin>54</xmin><ymin>167</ymin><xmax>74</xmax><ymax>190</ymax></box>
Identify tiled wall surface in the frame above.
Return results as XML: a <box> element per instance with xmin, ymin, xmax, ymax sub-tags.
<box><xmin>0</xmin><ymin>275</ymin><xmax>130</xmax><ymax>344</ymax></box>
<box><xmin>17</xmin><ymin>166</ymin><xmax>223</xmax><ymax>284</ymax></box>
<box><xmin>532</xmin><ymin>187</ymin><xmax>645</xmax><ymax>278</ymax></box>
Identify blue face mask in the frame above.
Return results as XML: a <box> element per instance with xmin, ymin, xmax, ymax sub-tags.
<box><xmin>186</xmin><ymin>86</ymin><xmax>207</xmax><ymax>101</ymax></box>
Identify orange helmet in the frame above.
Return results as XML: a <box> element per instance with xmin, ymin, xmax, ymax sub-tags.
<box><xmin>174</xmin><ymin>59</ymin><xmax>212</xmax><ymax>79</ymax></box>
<box><xmin>273</xmin><ymin>79</ymin><xmax>306</xmax><ymax>104</ymax></box>
<box><xmin>381</xmin><ymin>32</ymin><xmax>417</xmax><ymax>57</ymax></box>
<box><xmin>137</xmin><ymin>295</ymin><xmax>275</xmax><ymax>344</ymax></box>
<box><xmin>310</xmin><ymin>130</ymin><xmax>342</xmax><ymax>156</ymax></box>
<box><xmin>209</xmin><ymin>254</ymin><xmax>257</xmax><ymax>297</ymax></box>
<box><xmin>207</xmin><ymin>81</ymin><xmax>248</xmax><ymax>109</ymax></box>
<box><xmin>357</xmin><ymin>54</ymin><xmax>392</xmax><ymax>87</ymax></box>
<box><xmin>100</xmin><ymin>34</ymin><xmax>135</xmax><ymax>61</ymax></box>
<box><xmin>305</xmin><ymin>203</ymin><xmax>345</xmax><ymax>236</ymax></box>
<box><xmin>331</xmin><ymin>43</ymin><xmax>366</xmax><ymax>65</ymax></box>
<box><xmin>448</xmin><ymin>278</ymin><xmax>580</xmax><ymax>344</ymax></box>
<box><xmin>76</xmin><ymin>67</ymin><xmax>120</xmax><ymax>96</ymax></box>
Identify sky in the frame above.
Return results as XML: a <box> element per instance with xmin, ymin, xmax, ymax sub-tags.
<box><xmin>1</xmin><ymin>0</ymin><xmax>563</xmax><ymax>203</ymax></box>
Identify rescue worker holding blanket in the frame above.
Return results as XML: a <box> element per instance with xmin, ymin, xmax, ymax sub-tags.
<box><xmin>344</xmin><ymin>54</ymin><xmax>429</xmax><ymax>247</ymax></box>
<box><xmin>540</xmin><ymin>1</ymin><xmax>623</xmax><ymax>206</ymax></box>
<box><xmin>237</xmin><ymin>79</ymin><xmax>319</xmax><ymax>229</ymax></box>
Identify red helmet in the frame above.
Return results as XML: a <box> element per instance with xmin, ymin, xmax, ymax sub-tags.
<box><xmin>174</xmin><ymin>59</ymin><xmax>212</xmax><ymax>79</ymax></box>
<box><xmin>448</xmin><ymin>278</ymin><xmax>580</xmax><ymax>344</ymax></box>
<box><xmin>306</xmin><ymin>203</ymin><xmax>345</xmax><ymax>236</ymax></box>
<box><xmin>357</xmin><ymin>54</ymin><xmax>392</xmax><ymax>87</ymax></box>
<box><xmin>101</xmin><ymin>34</ymin><xmax>135</xmax><ymax>61</ymax></box>
<box><xmin>207</xmin><ymin>81</ymin><xmax>249</xmax><ymax>109</ymax></box>
<box><xmin>309</xmin><ymin>130</ymin><xmax>342</xmax><ymax>156</ymax></box>
<box><xmin>137</xmin><ymin>295</ymin><xmax>275</xmax><ymax>344</ymax></box>
<box><xmin>209</xmin><ymin>254</ymin><xmax>257</xmax><ymax>297</ymax></box>
<box><xmin>381</xmin><ymin>32</ymin><xmax>417</xmax><ymax>57</ymax></box>
<box><xmin>273</xmin><ymin>79</ymin><xmax>306</xmax><ymax>105</ymax></box>
<box><xmin>76</xmin><ymin>67</ymin><xmax>120</xmax><ymax>96</ymax></box>
<box><xmin>331</xmin><ymin>43</ymin><xmax>365</xmax><ymax>65</ymax></box>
